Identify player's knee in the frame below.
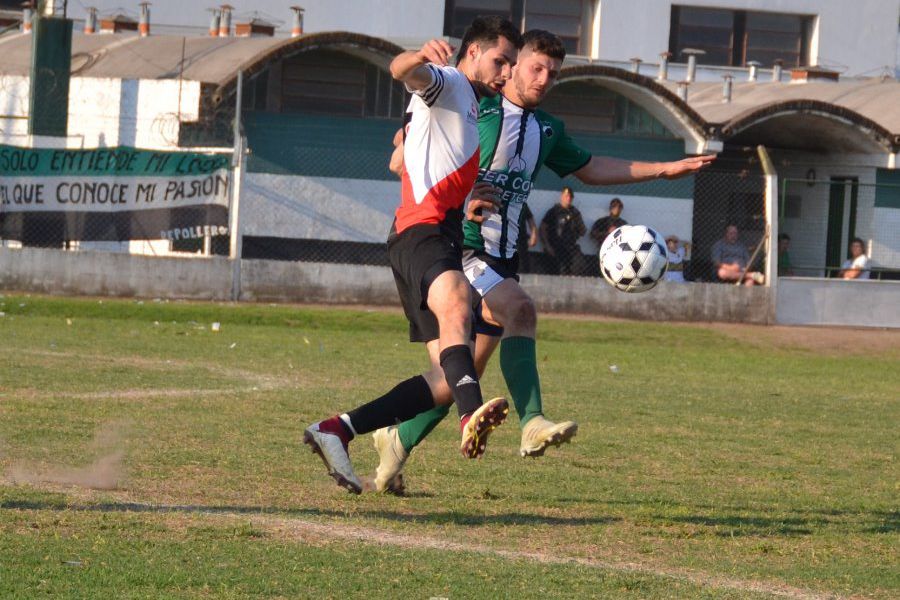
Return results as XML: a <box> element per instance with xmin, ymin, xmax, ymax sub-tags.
<box><xmin>508</xmin><ymin>295</ymin><xmax>537</xmax><ymax>331</ymax></box>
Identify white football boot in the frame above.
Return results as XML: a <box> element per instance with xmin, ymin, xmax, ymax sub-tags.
<box><xmin>460</xmin><ymin>397</ymin><xmax>509</xmax><ymax>458</ymax></box>
<box><xmin>303</xmin><ymin>419</ymin><xmax>362</xmax><ymax>494</ymax></box>
<box><xmin>519</xmin><ymin>415</ymin><xmax>578</xmax><ymax>457</ymax></box>
<box><xmin>372</xmin><ymin>426</ymin><xmax>408</xmax><ymax>495</ymax></box>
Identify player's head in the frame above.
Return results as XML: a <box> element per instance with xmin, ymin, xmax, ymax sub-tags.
<box><xmin>849</xmin><ymin>237</ymin><xmax>865</xmax><ymax>257</ymax></box>
<box><xmin>609</xmin><ymin>197</ymin><xmax>623</xmax><ymax>217</ymax></box>
<box><xmin>560</xmin><ymin>186</ymin><xmax>574</xmax><ymax>207</ymax></box>
<box><xmin>507</xmin><ymin>29</ymin><xmax>566</xmax><ymax>108</ymax></box>
<box><xmin>778</xmin><ymin>233</ymin><xmax>791</xmax><ymax>252</ymax></box>
<box><xmin>725</xmin><ymin>224</ymin><xmax>739</xmax><ymax>243</ymax></box>
<box><xmin>456</xmin><ymin>16</ymin><xmax>522</xmax><ymax>96</ymax></box>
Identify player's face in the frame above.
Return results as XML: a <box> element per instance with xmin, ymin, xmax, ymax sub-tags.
<box><xmin>725</xmin><ymin>226</ymin><xmax>738</xmax><ymax>243</ymax></box>
<box><xmin>511</xmin><ymin>49</ymin><xmax>561</xmax><ymax>108</ymax></box>
<box><xmin>471</xmin><ymin>36</ymin><xmax>517</xmax><ymax>96</ymax></box>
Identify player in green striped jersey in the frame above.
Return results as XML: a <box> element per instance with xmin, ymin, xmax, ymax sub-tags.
<box><xmin>372</xmin><ymin>30</ymin><xmax>713</xmax><ymax>493</ymax></box>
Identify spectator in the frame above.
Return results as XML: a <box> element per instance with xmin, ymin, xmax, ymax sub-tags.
<box><xmin>711</xmin><ymin>224</ymin><xmax>764</xmax><ymax>286</ymax></box>
<box><xmin>515</xmin><ymin>202</ymin><xmax>538</xmax><ymax>272</ymax></box>
<box><xmin>839</xmin><ymin>237</ymin><xmax>870</xmax><ymax>279</ymax></box>
<box><xmin>664</xmin><ymin>234</ymin><xmax>689</xmax><ymax>282</ymax></box>
<box><xmin>777</xmin><ymin>233</ymin><xmax>794</xmax><ymax>276</ymax></box>
<box><xmin>589</xmin><ymin>197</ymin><xmax>627</xmax><ymax>249</ymax></box>
<box><xmin>540</xmin><ymin>186</ymin><xmax>586</xmax><ymax>275</ymax></box>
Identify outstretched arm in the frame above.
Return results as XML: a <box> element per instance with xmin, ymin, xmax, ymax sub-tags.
<box><xmin>390</xmin><ymin>39</ymin><xmax>455</xmax><ymax>91</ymax></box>
<box><xmin>573</xmin><ymin>155</ymin><xmax>716</xmax><ymax>186</ymax></box>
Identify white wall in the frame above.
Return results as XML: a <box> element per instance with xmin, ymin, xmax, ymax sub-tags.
<box><xmin>0</xmin><ymin>76</ymin><xmax>204</xmax><ymax>150</ymax></box>
<box><xmin>777</xmin><ymin>277</ymin><xmax>900</xmax><ymax>327</ymax></box>
<box><xmin>596</xmin><ymin>0</ymin><xmax>899</xmax><ymax>76</ymax></box>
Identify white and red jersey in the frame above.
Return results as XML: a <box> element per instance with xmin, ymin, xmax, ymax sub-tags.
<box><xmin>395</xmin><ymin>64</ymin><xmax>480</xmax><ymax>235</ymax></box>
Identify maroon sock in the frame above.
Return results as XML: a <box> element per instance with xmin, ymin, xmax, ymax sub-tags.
<box><xmin>316</xmin><ymin>415</ymin><xmax>353</xmax><ymax>449</ymax></box>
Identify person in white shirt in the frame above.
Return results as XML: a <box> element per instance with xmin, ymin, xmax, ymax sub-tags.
<box><xmin>664</xmin><ymin>234</ymin><xmax>688</xmax><ymax>282</ymax></box>
<box><xmin>840</xmin><ymin>237</ymin><xmax>870</xmax><ymax>280</ymax></box>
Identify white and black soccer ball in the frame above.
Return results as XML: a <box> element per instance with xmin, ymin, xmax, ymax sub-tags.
<box><xmin>599</xmin><ymin>225</ymin><xmax>669</xmax><ymax>293</ymax></box>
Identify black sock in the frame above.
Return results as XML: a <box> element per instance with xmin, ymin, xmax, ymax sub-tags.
<box><xmin>345</xmin><ymin>375</ymin><xmax>435</xmax><ymax>436</ymax></box>
<box><xmin>439</xmin><ymin>344</ymin><xmax>483</xmax><ymax>418</ymax></box>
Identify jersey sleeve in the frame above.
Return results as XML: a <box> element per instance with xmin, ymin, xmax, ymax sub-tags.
<box><xmin>545</xmin><ymin>120</ymin><xmax>592</xmax><ymax>178</ymax></box>
<box><xmin>406</xmin><ymin>64</ymin><xmax>461</xmax><ymax>108</ymax></box>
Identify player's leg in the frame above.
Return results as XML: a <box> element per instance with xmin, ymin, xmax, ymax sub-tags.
<box><xmin>481</xmin><ymin>279</ymin><xmax>578</xmax><ymax>457</ymax></box>
<box><xmin>372</xmin><ymin>334</ymin><xmax>499</xmax><ymax>493</ymax></box>
<box><xmin>425</xmin><ymin>268</ymin><xmax>508</xmax><ymax>458</ymax></box>
<box><xmin>304</xmin><ymin>259</ymin><xmax>440</xmax><ymax>494</ymax></box>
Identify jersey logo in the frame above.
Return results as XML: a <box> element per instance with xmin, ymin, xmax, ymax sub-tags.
<box><xmin>542</xmin><ymin>124</ymin><xmax>554</xmax><ymax>137</ymax></box>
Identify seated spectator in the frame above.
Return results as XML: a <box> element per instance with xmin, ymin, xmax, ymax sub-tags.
<box><xmin>664</xmin><ymin>234</ymin><xmax>689</xmax><ymax>282</ymax></box>
<box><xmin>839</xmin><ymin>237</ymin><xmax>870</xmax><ymax>279</ymax></box>
<box><xmin>711</xmin><ymin>224</ymin><xmax>764</xmax><ymax>286</ymax></box>
<box><xmin>777</xmin><ymin>233</ymin><xmax>794</xmax><ymax>276</ymax></box>
<box><xmin>589</xmin><ymin>197</ymin><xmax>627</xmax><ymax>249</ymax></box>
<box><xmin>540</xmin><ymin>186</ymin><xmax>586</xmax><ymax>275</ymax></box>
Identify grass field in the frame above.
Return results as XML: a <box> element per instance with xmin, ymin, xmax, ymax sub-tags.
<box><xmin>0</xmin><ymin>293</ymin><xmax>897</xmax><ymax>599</ymax></box>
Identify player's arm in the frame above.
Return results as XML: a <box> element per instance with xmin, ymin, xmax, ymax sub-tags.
<box><xmin>388</xmin><ymin>128</ymin><xmax>404</xmax><ymax>177</ymax></box>
<box><xmin>527</xmin><ymin>213</ymin><xmax>538</xmax><ymax>247</ymax></box>
<box><xmin>573</xmin><ymin>155</ymin><xmax>716</xmax><ymax>186</ymax></box>
<box><xmin>390</xmin><ymin>39</ymin><xmax>455</xmax><ymax>91</ymax></box>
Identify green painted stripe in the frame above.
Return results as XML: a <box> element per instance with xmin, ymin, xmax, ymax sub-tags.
<box><xmin>875</xmin><ymin>168</ymin><xmax>900</xmax><ymax>209</ymax></box>
<box><xmin>245</xmin><ymin>112</ymin><xmax>400</xmax><ymax>180</ymax></box>
<box><xmin>0</xmin><ymin>145</ymin><xmax>230</xmax><ymax>177</ymax></box>
<box><xmin>534</xmin><ymin>134</ymin><xmax>693</xmax><ymax>199</ymax></box>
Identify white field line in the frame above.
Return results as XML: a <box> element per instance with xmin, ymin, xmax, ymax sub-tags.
<box><xmin>0</xmin><ymin>494</ymin><xmax>844</xmax><ymax>600</ymax></box>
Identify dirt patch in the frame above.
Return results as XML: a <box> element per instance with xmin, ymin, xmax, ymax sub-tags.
<box><xmin>701</xmin><ymin>322</ymin><xmax>900</xmax><ymax>356</ymax></box>
<box><xmin>5</xmin><ymin>423</ymin><xmax>128</xmax><ymax>490</ymax></box>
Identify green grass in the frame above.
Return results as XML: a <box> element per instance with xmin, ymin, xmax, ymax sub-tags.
<box><xmin>0</xmin><ymin>293</ymin><xmax>897</xmax><ymax>599</ymax></box>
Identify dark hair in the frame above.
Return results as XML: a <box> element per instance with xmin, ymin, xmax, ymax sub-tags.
<box><xmin>850</xmin><ymin>237</ymin><xmax>864</xmax><ymax>248</ymax></box>
<box><xmin>522</xmin><ymin>29</ymin><xmax>566</xmax><ymax>61</ymax></box>
<box><xmin>561</xmin><ymin>186</ymin><xmax>574</xmax><ymax>198</ymax></box>
<box><xmin>609</xmin><ymin>197</ymin><xmax>623</xmax><ymax>209</ymax></box>
<box><xmin>456</xmin><ymin>15</ymin><xmax>523</xmax><ymax>65</ymax></box>
<box><xmin>778</xmin><ymin>233</ymin><xmax>791</xmax><ymax>242</ymax></box>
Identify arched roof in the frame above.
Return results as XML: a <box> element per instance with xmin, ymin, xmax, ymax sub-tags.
<box><xmin>557</xmin><ymin>65</ymin><xmax>711</xmax><ymax>154</ymax></box>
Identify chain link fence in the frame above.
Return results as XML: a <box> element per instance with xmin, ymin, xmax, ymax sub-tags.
<box><xmin>780</xmin><ymin>178</ymin><xmax>900</xmax><ymax>280</ymax></box>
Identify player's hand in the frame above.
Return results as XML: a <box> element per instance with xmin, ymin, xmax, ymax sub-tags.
<box><xmin>416</xmin><ymin>39</ymin><xmax>455</xmax><ymax>66</ymax></box>
<box><xmin>466</xmin><ymin>183</ymin><xmax>501</xmax><ymax>223</ymax></box>
<box><xmin>660</xmin><ymin>155</ymin><xmax>716</xmax><ymax>179</ymax></box>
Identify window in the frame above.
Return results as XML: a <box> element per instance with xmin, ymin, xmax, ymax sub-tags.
<box><xmin>444</xmin><ymin>0</ymin><xmax>587</xmax><ymax>55</ymax></box>
<box><xmin>279</xmin><ymin>50</ymin><xmax>407</xmax><ymax>119</ymax></box>
<box><xmin>669</xmin><ymin>6</ymin><xmax>812</xmax><ymax>67</ymax></box>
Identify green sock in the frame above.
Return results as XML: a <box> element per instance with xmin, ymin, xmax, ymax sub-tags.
<box><xmin>500</xmin><ymin>336</ymin><xmax>543</xmax><ymax>428</ymax></box>
<box><xmin>397</xmin><ymin>403</ymin><xmax>451</xmax><ymax>453</ymax></box>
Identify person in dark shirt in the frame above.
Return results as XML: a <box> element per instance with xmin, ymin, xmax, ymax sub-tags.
<box><xmin>589</xmin><ymin>197</ymin><xmax>627</xmax><ymax>250</ymax></box>
<box><xmin>540</xmin><ymin>186</ymin><xmax>586</xmax><ymax>275</ymax></box>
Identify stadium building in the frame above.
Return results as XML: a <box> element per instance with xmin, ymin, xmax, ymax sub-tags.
<box><xmin>0</xmin><ymin>0</ymin><xmax>899</xmax><ymax>327</ymax></box>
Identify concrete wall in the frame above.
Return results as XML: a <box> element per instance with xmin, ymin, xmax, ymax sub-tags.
<box><xmin>0</xmin><ymin>247</ymin><xmax>773</xmax><ymax>324</ymax></box>
<box><xmin>0</xmin><ymin>246</ymin><xmax>233</xmax><ymax>300</ymax></box>
<box><xmin>776</xmin><ymin>277</ymin><xmax>900</xmax><ymax>327</ymax></box>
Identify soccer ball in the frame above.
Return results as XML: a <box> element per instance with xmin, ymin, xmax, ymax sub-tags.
<box><xmin>599</xmin><ymin>225</ymin><xmax>669</xmax><ymax>293</ymax></box>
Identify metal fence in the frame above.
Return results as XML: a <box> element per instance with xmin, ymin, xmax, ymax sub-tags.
<box><xmin>2</xmin><ymin>152</ymin><xmax>776</xmax><ymax>285</ymax></box>
<box><xmin>780</xmin><ymin>179</ymin><xmax>900</xmax><ymax>280</ymax></box>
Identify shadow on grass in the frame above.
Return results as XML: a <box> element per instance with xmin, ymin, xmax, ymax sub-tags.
<box><xmin>0</xmin><ymin>499</ymin><xmax>618</xmax><ymax>528</ymax></box>
<box><xmin>663</xmin><ymin>514</ymin><xmax>814</xmax><ymax>537</ymax></box>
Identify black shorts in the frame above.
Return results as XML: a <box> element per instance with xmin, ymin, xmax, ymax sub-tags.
<box><xmin>462</xmin><ymin>250</ymin><xmax>520</xmax><ymax>338</ymax></box>
<box><xmin>388</xmin><ymin>222</ymin><xmax>470</xmax><ymax>343</ymax></box>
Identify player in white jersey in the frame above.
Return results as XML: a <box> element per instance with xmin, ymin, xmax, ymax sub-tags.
<box><xmin>372</xmin><ymin>30</ymin><xmax>715</xmax><ymax>494</ymax></box>
<box><xmin>304</xmin><ymin>17</ymin><xmax>522</xmax><ymax>494</ymax></box>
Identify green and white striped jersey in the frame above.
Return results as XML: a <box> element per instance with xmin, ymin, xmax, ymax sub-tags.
<box><xmin>462</xmin><ymin>94</ymin><xmax>592</xmax><ymax>259</ymax></box>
